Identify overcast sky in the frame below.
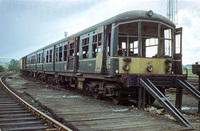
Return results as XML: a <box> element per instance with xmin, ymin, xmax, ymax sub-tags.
<box><xmin>0</xmin><ymin>0</ymin><xmax>200</xmax><ymax>65</ymax></box>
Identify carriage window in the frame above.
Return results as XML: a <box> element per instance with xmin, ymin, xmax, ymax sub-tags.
<box><xmin>55</xmin><ymin>48</ymin><xmax>58</xmax><ymax>62</ymax></box>
<box><xmin>64</xmin><ymin>45</ymin><xmax>68</xmax><ymax>61</ymax></box>
<box><xmin>77</xmin><ymin>39</ymin><xmax>79</xmax><ymax>56</ymax></box>
<box><xmin>175</xmin><ymin>34</ymin><xmax>181</xmax><ymax>54</ymax></box>
<box><xmin>107</xmin><ymin>32</ymin><xmax>111</xmax><ymax>56</ymax></box>
<box><xmin>161</xmin><ymin>25</ymin><xmax>172</xmax><ymax>57</ymax></box>
<box><xmin>82</xmin><ymin>38</ymin><xmax>89</xmax><ymax>58</ymax></box>
<box><xmin>46</xmin><ymin>51</ymin><xmax>49</xmax><ymax>63</ymax></box>
<box><xmin>93</xmin><ymin>35</ymin><xmax>97</xmax><ymax>44</ymax></box>
<box><xmin>118</xmin><ymin>22</ymin><xmax>138</xmax><ymax>57</ymax></box>
<box><xmin>117</xmin><ymin>22</ymin><xmax>174</xmax><ymax>58</ymax></box>
<box><xmin>49</xmin><ymin>50</ymin><xmax>52</xmax><ymax>62</ymax></box>
<box><xmin>40</xmin><ymin>53</ymin><xmax>42</xmax><ymax>63</ymax></box>
<box><xmin>145</xmin><ymin>38</ymin><xmax>158</xmax><ymax>57</ymax></box>
<box><xmin>118</xmin><ymin>41</ymin><xmax>127</xmax><ymax>56</ymax></box>
<box><xmin>31</xmin><ymin>55</ymin><xmax>35</xmax><ymax>64</ymax></box>
<box><xmin>118</xmin><ymin>37</ymin><xmax>139</xmax><ymax>57</ymax></box>
<box><xmin>28</xmin><ymin>57</ymin><xmax>31</xmax><ymax>64</ymax></box>
<box><xmin>98</xmin><ymin>34</ymin><xmax>102</xmax><ymax>46</ymax></box>
<box><xmin>37</xmin><ymin>54</ymin><xmax>39</xmax><ymax>63</ymax></box>
<box><xmin>141</xmin><ymin>22</ymin><xmax>158</xmax><ymax>57</ymax></box>
<box><xmin>39</xmin><ymin>53</ymin><xmax>42</xmax><ymax>63</ymax></box>
<box><xmin>59</xmin><ymin>47</ymin><xmax>62</xmax><ymax>61</ymax></box>
<box><xmin>37</xmin><ymin>53</ymin><xmax>41</xmax><ymax>63</ymax></box>
<box><xmin>92</xmin><ymin>35</ymin><xmax>97</xmax><ymax>57</ymax></box>
<box><xmin>133</xmin><ymin>41</ymin><xmax>138</xmax><ymax>55</ymax></box>
<box><xmin>164</xmin><ymin>29</ymin><xmax>171</xmax><ymax>56</ymax></box>
<box><xmin>69</xmin><ymin>42</ymin><xmax>74</xmax><ymax>56</ymax></box>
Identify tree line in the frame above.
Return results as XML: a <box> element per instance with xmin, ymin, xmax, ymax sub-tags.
<box><xmin>0</xmin><ymin>59</ymin><xmax>20</xmax><ymax>72</ymax></box>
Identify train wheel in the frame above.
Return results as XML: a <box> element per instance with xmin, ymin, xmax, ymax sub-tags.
<box><xmin>92</xmin><ymin>92</ymin><xmax>100</xmax><ymax>99</ymax></box>
<box><xmin>112</xmin><ymin>97</ymin><xmax>121</xmax><ymax>105</ymax></box>
<box><xmin>91</xmin><ymin>85</ymin><xmax>102</xmax><ymax>99</ymax></box>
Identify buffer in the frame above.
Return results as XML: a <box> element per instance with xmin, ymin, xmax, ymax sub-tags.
<box><xmin>139</xmin><ymin>78</ymin><xmax>194</xmax><ymax>129</ymax></box>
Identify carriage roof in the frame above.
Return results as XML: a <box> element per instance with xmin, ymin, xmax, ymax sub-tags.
<box><xmin>26</xmin><ymin>10</ymin><xmax>175</xmax><ymax>56</ymax></box>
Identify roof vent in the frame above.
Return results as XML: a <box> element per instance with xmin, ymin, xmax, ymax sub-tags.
<box><xmin>147</xmin><ymin>10</ymin><xmax>154</xmax><ymax>17</ymax></box>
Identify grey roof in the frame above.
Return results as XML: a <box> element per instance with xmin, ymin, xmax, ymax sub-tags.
<box><xmin>26</xmin><ymin>10</ymin><xmax>174</xmax><ymax>56</ymax></box>
<box><xmin>68</xmin><ymin>10</ymin><xmax>175</xmax><ymax>38</ymax></box>
<box><xmin>27</xmin><ymin>37</ymin><xmax>68</xmax><ymax>56</ymax></box>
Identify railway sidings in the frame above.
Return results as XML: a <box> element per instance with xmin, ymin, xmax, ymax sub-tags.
<box><xmin>4</xmin><ymin>73</ymin><xmax>200</xmax><ymax>130</ymax></box>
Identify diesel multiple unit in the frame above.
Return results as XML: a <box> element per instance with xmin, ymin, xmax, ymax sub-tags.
<box><xmin>20</xmin><ymin>10</ymin><xmax>184</xmax><ymax>104</ymax></box>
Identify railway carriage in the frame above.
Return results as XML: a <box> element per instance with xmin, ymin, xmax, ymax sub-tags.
<box><xmin>20</xmin><ymin>10</ymin><xmax>184</xmax><ymax>105</ymax></box>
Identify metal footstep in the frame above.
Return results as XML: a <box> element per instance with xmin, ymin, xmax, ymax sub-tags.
<box><xmin>178</xmin><ymin>79</ymin><xmax>200</xmax><ymax>101</ymax></box>
<box><xmin>139</xmin><ymin>78</ymin><xmax>195</xmax><ymax>129</ymax></box>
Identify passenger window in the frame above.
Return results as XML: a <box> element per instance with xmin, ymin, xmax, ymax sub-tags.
<box><xmin>59</xmin><ymin>47</ymin><xmax>62</xmax><ymax>62</ymax></box>
<box><xmin>98</xmin><ymin>34</ymin><xmax>102</xmax><ymax>46</ymax></box>
<box><xmin>118</xmin><ymin>22</ymin><xmax>138</xmax><ymax>57</ymax></box>
<box><xmin>69</xmin><ymin>42</ymin><xmax>74</xmax><ymax>56</ymax></box>
<box><xmin>107</xmin><ymin>33</ymin><xmax>111</xmax><ymax>56</ymax></box>
<box><xmin>31</xmin><ymin>55</ymin><xmax>35</xmax><ymax>64</ymax></box>
<box><xmin>82</xmin><ymin>38</ymin><xmax>89</xmax><ymax>58</ymax></box>
<box><xmin>160</xmin><ymin>25</ymin><xmax>172</xmax><ymax>57</ymax></box>
<box><xmin>55</xmin><ymin>48</ymin><xmax>58</xmax><ymax>62</ymax></box>
<box><xmin>46</xmin><ymin>51</ymin><xmax>49</xmax><ymax>63</ymax></box>
<box><xmin>118</xmin><ymin>40</ymin><xmax>127</xmax><ymax>56</ymax></box>
<box><xmin>129</xmin><ymin>41</ymin><xmax>138</xmax><ymax>56</ymax></box>
<box><xmin>145</xmin><ymin>38</ymin><xmax>158</xmax><ymax>57</ymax></box>
<box><xmin>37</xmin><ymin>54</ymin><xmax>38</xmax><ymax>63</ymax></box>
<box><xmin>133</xmin><ymin>41</ymin><xmax>138</xmax><ymax>55</ymax></box>
<box><xmin>39</xmin><ymin>53</ymin><xmax>42</xmax><ymax>63</ymax></box>
<box><xmin>37</xmin><ymin>53</ymin><xmax>41</xmax><ymax>63</ymax></box>
<box><xmin>118</xmin><ymin>37</ymin><xmax>139</xmax><ymax>57</ymax></box>
<box><xmin>92</xmin><ymin>35</ymin><xmax>97</xmax><ymax>57</ymax></box>
<box><xmin>64</xmin><ymin>45</ymin><xmax>68</xmax><ymax>61</ymax></box>
<box><xmin>175</xmin><ymin>34</ymin><xmax>181</xmax><ymax>54</ymax></box>
<box><xmin>164</xmin><ymin>29</ymin><xmax>172</xmax><ymax>56</ymax></box>
<box><xmin>50</xmin><ymin>50</ymin><xmax>52</xmax><ymax>62</ymax></box>
<box><xmin>77</xmin><ymin>39</ymin><xmax>79</xmax><ymax>56</ymax></box>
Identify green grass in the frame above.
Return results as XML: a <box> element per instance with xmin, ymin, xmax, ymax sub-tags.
<box><xmin>182</xmin><ymin>69</ymin><xmax>198</xmax><ymax>77</ymax></box>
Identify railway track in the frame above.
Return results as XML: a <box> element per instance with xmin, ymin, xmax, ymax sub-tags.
<box><xmin>187</xmin><ymin>77</ymin><xmax>199</xmax><ymax>88</ymax></box>
<box><xmin>0</xmin><ymin>74</ymin><xmax>72</xmax><ymax>131</ymax></box>
<box><xmin>7</xmin><ymin>74</ymin><xmax>200</xmax><ymax>130</ymax></box>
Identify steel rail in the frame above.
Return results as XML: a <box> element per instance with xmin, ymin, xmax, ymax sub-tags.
<box><xmin>0</xmin><ymin>75</ymin><xmax>73</xmax><ymax>131</ymax></box>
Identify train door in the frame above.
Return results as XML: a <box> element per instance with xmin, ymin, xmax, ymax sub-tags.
<box><xmin>67</xmin><ymin>37</ymin><xmax>76</xmax><ymax>71</ymax></box>
<box><xmin>95</xmin><ymin>26</ymin><xmax>105</xmax><ymax>73</ymax></box>
<box><xmin>95</xmin><ymin>26</ymin><xmax>103</xmax><ymax>73</ymax></box>
<box><xmin>95</xmin><ymin>26</ymin><xmax>109</xmax><ymax>74</ymax></box>
<box><xmin>174</xmin><ymin>27</ymin><xmax>182</xmax><ymax>74</ymax></box>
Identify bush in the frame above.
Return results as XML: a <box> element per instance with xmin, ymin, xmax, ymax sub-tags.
<box><xmin>8</xmin><ymin>59</ymin><xmax>20</xmax><ymax>72</ymax></box>
<box><xmin>0</xmin><ymin>65</ymin><xmax>4</xmax><ymax>72</ymax></box>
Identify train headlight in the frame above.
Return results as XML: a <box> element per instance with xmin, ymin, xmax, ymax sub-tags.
<box><xmin>147</xmin><ymin>10</ymin><xmax>154</xmax><ymax>17</ymax></box>
<box><xmin>123</xmin><ymin>57</ymin><xmax>131</xmax><ymax>63</ymax></box>
<box><xmin>166</xmin><ymin>66</ymin><xmax>172</xmax><ymax>72</ymax></box>
<box><xmin>147</xmin><ymin>65</ymin><xmax>153</xmax><ymax>72</ymax></box>
<box><xmin>122</xmin><ymin>64</ymin><xmax>130</xmax><ymax>71</ymax></box>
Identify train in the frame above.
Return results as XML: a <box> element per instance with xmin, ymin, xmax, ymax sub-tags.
<box><xmin>20</xmin><ymin>10</ymin><xmax>184</xmax><ymax>105</ymax></box>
